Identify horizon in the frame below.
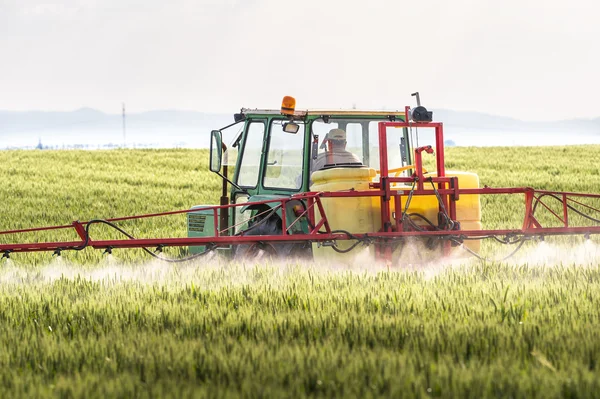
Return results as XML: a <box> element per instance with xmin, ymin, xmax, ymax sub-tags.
<box><xmin>2</xmin><ymin>105</ymin><xmax>599</xmax><ymax>150</ymax></box>
<box><xmin>1</xmin><ymin>105</ymin><xmax>599</xmax><ymax>124</ymax></box>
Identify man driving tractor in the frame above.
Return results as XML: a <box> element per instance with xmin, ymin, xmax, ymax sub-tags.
<box><xmin>312</xmin><ymin>128</ymin><xmax>362</xmax><ymax>171</ymax></box>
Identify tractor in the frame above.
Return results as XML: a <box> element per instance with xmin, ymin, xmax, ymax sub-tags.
<box><xmin>191</xmin><ymin>95</ymin><xmax>484</xmax><ymax>262</ymax></box>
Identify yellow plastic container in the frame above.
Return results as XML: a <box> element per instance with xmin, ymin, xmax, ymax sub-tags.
<box><xmin>393</xmin><ymin>171</ymin><xmax>482</xmax><ymax>253</ymax></box>
<box><xmin>310</xmin><ymin>167</ymin><xmax>381</xmax><ymax>261</ymax></box>
<box><xmin>398</xmin><ymin>171</ymin><xmax>480</xmax><ymax>222</ymax></box>
<box><xmin>309</xmin><ymin>168</ymin><xmax>483</xmax><ymax>262</ymax></box>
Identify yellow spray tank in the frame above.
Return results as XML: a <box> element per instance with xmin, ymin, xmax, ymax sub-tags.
<box><xmin>396</xmin><ymin>171</ymin><xmax>482</xmax><ymax>254</ymax></box>
<box><xmin>310</xmin><ymin>168</ymin><xmax>482</xmax><ymax>262</ymax></box>
<box><xmin>310</xmin><ymin>167</ymin><xmax>382</xmax><ymax>262</ymax></box>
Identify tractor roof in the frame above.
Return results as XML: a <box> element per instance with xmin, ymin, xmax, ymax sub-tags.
<box><xmin>240</xmin><ymin>108</ymin><xmax>407</xmax><ymax>118</ymax></box>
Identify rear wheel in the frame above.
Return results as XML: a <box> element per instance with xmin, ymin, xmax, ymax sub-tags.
<box><xmin>233</xmin><ymin>207</ymin><xmax>312</xmax><ymax>262</ymax></box>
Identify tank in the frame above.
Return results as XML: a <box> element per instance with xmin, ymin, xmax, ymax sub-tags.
<box><xmin>310</xmin><ymin>167</ymin><xmax>381</xmax><ymax>261</ymax></box>
<box><xmin>392</xmin><ymin>171</ymin><xmax>482</xmax><ymax>253</ymax></box>
<box><xmin>309</xmin><ymin>168</ymin><xmax>482</xmax><ymax>263</ymax></box>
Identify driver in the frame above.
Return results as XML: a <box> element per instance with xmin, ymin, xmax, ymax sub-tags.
<box><xmin>312</xmin><ymin>128</ymin><xmax>362</xmax><ymax>171</ymax></box>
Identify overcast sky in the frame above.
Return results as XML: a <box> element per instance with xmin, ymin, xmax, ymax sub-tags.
<box><xmin>1</xmin><ymin>0</ymin><xmax>599</xmax><ymax>121</ymax></box>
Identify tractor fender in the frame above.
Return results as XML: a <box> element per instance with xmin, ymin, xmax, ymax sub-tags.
<box><xmin>240</xmin><ymin>195</ymin><xmax>306</xmax><ymax>233</ymax></box>
<box><xmin>240</xmin><ymin>195</ymin><xmax>287</xmax><ymax>215</ymax></box>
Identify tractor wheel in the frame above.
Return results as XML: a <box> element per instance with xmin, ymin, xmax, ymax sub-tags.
<box><xmin>233</xmin><ymin>207</ymin><xmax>311</xmax><ymax>263</ymax></box>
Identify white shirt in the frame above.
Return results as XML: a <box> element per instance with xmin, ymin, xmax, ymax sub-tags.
<box><xmin>312</xmin><ymin>149</ymin><xmax>362</xmax><ymax>171</ymax></box>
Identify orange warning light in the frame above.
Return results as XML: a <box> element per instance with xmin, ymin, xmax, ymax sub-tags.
<box><xmin>281</xmin><ymin>96</ymin><xmax>296</xmax><ymax>116</ymax></box>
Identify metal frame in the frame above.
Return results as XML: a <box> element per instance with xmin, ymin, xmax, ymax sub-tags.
<box><xmin>3</xmin><ymin>115</ymin><xmax>600</xmax><ymax>262</ymax></box>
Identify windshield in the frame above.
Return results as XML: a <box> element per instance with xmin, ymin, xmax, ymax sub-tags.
<box><xmin>311</xmin><ymin>119</ymin><xmax>410</xmax><ymax>174</ymax></box>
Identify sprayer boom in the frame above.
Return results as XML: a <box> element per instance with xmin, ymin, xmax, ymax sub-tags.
<box><xmin>2</xmin><ymin>99</ymin><xmax>600</xmax><ymax>264</ymax></box>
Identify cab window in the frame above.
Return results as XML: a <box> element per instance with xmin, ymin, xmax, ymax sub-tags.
<box><xmin>237</xmin><ymin>121</ymin><xmax>265</xmax><ymax>187</ymax></box>
<box><xmin>311</xmin><ymin>118</ymin><xmax>411</xmax><ymax>174</ymax></box>
<box><xmin>263</xmin><ymin>120</ymin><xmax>305</xmax><ymax>190</ymax></box>
<box><xmin>311</xmin><ymin>119</ymin><xmax>367</xmax><ymax>170</ymax></box>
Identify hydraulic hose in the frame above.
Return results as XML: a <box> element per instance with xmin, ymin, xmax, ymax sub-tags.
<box><xmin>451</xmin><ymin>236</ymin><xmax>529</xmax><ymax>262</ymax></box>
<box><xmin>72</xmin><ymin>219</ymin><xmax>215</xmax><ymax>263</ymax></box>
<box><xmin>532</xmin><ymin>193</ymin><xmax>600</xmax><ymax>224</ymax></box>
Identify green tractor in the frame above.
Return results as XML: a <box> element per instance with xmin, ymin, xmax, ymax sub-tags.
<box><xmin>187</xmin><ymin>96</ymin><xmax>414</xmax><ymax>259</ymax></box>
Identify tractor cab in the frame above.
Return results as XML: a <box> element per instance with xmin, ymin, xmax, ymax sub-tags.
<box><xmin>212</xmin><ymin>97</ymin><xmax>411</xmax><ymax>194</ymax></box>
<box><xmin>201</xmin><ymin>98</ymin><xmax>412</xmax><ymax>243</ymax></box>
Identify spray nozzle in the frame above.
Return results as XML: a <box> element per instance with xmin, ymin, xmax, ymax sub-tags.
<box><xmin>1</xmin><ymin>251</ymin><xmax>10</xmax><ymax>260</ymax></box>
<box><xmin>53</xmin><ymin>248</ymin><xmax>62</xmax><ymax>257</ymax></box>
<box><xmin>103</xmin><ymin>246</ymin><xmax>113</xmax><ymax>255</ymax></box>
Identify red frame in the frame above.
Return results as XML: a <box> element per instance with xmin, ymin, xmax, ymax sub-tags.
<box><xmin>2</xmin><ymin>116</ymin><xmax>600</xmax><ymax>261</ymax></box>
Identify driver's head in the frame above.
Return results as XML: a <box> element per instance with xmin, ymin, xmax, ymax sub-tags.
<box><xmin>326</xmin><ymin>128</ymin><xmax>346</xmax><ymax>150</ymax></box>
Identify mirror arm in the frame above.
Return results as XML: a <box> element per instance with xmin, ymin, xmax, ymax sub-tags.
<box><xmin>220</xmin><ymin>162</ymin><xmax>230</xmax><ymax>235</ymax></box>
<box><xmin>215</xmin><ymin>171</ymin><xmax>249</xmax><ymax>196</ymax></box>
<box><xmin>221</xmin><ymin>140</ymin><xmax>228</xmax><ymax>200</ymax></box>
<box><xmin>218</xmin><ymin>119</ymin><xmax>244</xmax><ymax>132</ymax></box>
<box><xmin>215</xmin><ymin>119</ymin><xmax>245</xmax><ymax>148</ymax></box>
<box><xmin>213</xmin><ymin>140</ymin><xmax>248</xmax><ymax>194</ymax></box>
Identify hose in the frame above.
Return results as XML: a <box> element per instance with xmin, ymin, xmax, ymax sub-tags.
<box><xmin>451</xmin><ymin>236</ymin><xmax>529</xmax><ymax>262</ymax></box>
<box><xmin>532</xmin><ymin>193</ymin><xmax>600</xmax><ymax>224</ymax></box>
<box><xmin>72</xmin><ymin>219</ymin><xmax>215</xmax><ymax>263</ymax></box>
<box><xmin>401</xmin><ymin>209</ymin><xmax>529</xmax><ymax>261</ymax></box>
<box><xmin>428</xmin><ymin>178</ymin><xmax>455</xmax><ymax>230</ymax></box>
<box><xmin>328</xmin><ymin>229</ymin><xmax>370</xmax><ymax>253</ymax></box>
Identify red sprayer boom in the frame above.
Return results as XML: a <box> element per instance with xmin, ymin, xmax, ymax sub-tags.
<box><xmin>2</xmin><ymin>100</ymin><xmax>600</xmax><ymax>264</ymax></box>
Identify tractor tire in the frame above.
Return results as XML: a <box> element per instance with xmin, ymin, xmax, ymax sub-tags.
<box><xmin>233</xmin><ymin>210</ymin><xmax>311</xmax><ymax>262</ymax></box>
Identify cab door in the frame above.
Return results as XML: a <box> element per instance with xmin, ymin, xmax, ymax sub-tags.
<box><xmin>262</xmin><ymin>118</ymin><xmax>307</xmax><ymax>193</ymax></box>
<box><xmin>234</xmin><ymin>119</ymin><xmax>267</xmax><ymax>193</ymax></box>
<box><xmin>228</xmin><ymin>119</ymin><xmax>267</xmax><ymax>234</ymax></box>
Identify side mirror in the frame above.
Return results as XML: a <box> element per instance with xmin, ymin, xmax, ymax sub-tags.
<box><xmin>210</xmin><ymin>130</ymin><xmax>222</xmax><ymax>173</ymax></box>
<box><xmin>282</xmin><ymin>122</ymin><xmax>300</xmax><ymax>134</ymax></box>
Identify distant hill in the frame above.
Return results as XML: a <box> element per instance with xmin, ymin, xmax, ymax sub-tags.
<box><xmin>0</xmin><ymin>109</ymin><xmax>233</xmax><ymax>149</ymax></box>
<box><xmin>434</xmin><ymin>109</ymin><xmax>600</xmax><ymax>133</ymax></box>
<box><xmin>433</xmin><ymin>109</ymin><xmax>600</xmax><ymax>146</ymax></box>
<box><xmin>1</xmin><ymin>108</ymin><xmax>599</xmax><ymax>149</ymax></box>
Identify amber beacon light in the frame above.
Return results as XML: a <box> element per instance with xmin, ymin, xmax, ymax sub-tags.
<box><xmin>280</xmin><ymin>96</ymin><xmax>296</xmax><ymax>116</ymax></box>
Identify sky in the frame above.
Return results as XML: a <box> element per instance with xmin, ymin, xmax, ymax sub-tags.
<box><xmin>1</xmin><ymin>0</ymin><xmax>599</xmax><ymax>121</ymax></box>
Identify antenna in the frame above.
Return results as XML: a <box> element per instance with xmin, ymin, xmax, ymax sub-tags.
<box><xmin>122</xmin><ymin>103</ymin><xmax>127</xmax><ymax>147</ymax></box>
<box><xmin>411</xmin><ymin>92</ymin><xmax>421</xmax><ymax>106</ymax></box>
